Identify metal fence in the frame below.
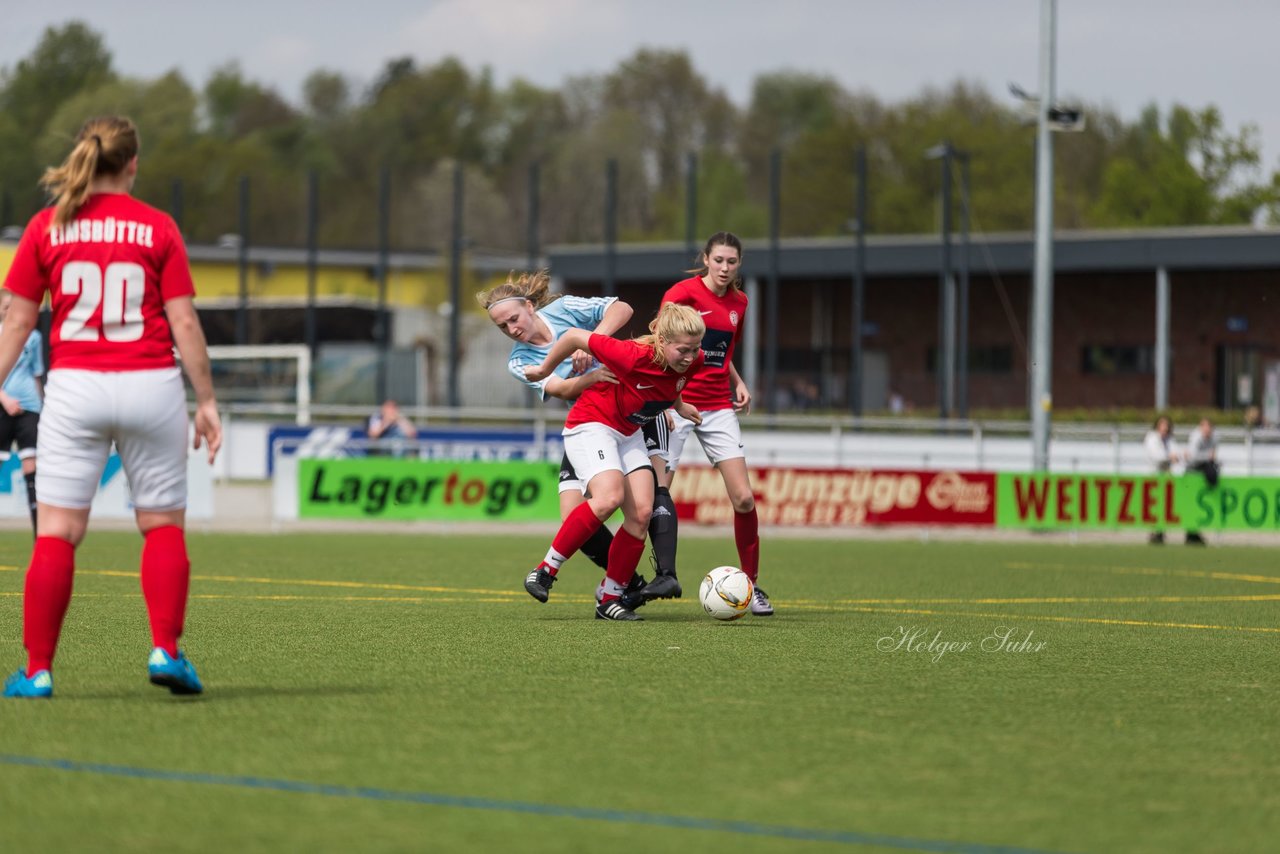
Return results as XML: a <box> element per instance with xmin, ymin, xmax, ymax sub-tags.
<box><xmin>227</xmin><ymin>403</ymin><xmax>1280</xmax><ymax>476</ymax></box>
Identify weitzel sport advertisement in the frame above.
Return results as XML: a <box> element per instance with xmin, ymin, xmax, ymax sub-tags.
<box><xmin>996</xmin><ymin>472</ymin><xmax>1280</xmax><ymax>531</ymax></box>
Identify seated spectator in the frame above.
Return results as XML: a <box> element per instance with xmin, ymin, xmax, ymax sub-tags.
<box><xmin>1183</xmin><ymin>417</ymin><xmax>1219</xmax><ymax>546</ymax></box>
<box><xmin>1186</xmin><ymin>418</ymin><xmax>1219</xmax><ymax>487</ymax></box>
<box><xmin>368</xmin><ymin>399</ymin><xmax>417</xmax><ymax>456</ymax></box>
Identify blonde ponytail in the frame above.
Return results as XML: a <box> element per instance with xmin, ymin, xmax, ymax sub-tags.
<box><xmin>477</xmin><ymin>269</ymin><xmax>554</xmax><ymax>310</ymax></box>
<box><xmin>40</xmin><ymin>116</ymin><xmax>140</xmax><ymax>229</ymax></box>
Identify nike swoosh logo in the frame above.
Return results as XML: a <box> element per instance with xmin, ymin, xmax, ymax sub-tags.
<box><xmin>636</xmin><ymin>383</ymin><xmax>654</xmax><ymax>389</ymax></box>
<box><xmin>699</xmin><ymin>310</ymin><xmax>713</xmax><ymax>316</ymax></box>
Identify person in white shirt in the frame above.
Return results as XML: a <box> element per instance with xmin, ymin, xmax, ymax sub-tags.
<box><xmin>1143</xmin><ymin>415</ymin><xmax>1184</xmax><ymax>544</ymax></box>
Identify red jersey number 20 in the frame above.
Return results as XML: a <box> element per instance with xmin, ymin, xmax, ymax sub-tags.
<box><xmin>61</xmin><ymin>261</ymin><xmax>146</xmax><ymax>343</ymax></box>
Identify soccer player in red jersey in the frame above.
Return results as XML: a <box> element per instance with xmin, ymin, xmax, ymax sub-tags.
<box><xmin>641</xmin><ymin>231</ymin><xmax>773</xmax><ymax>615</ymax></box>
<box><xmin>523</xmin><ymin>303</ymin><xmax>705</xmax><ymax>620</ymax></box>
<box><xmin>0</xmin><ymin>116</ymin><xmax>222</xmax><ymax>698</ymax></box>
<box><xmin>477</xmin><ymin>272</ymin><xmax>637</xmax><ymax>597</ymax></box>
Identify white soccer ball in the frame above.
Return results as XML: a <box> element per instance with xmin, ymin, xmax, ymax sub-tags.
<box><xmin>699</xmin><ymin>566</ymin><xmax>754</xmax><ymax>621</ymax></box>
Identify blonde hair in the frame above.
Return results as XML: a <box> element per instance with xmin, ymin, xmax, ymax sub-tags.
<box><xmin>477</xmin><ymin>269</ymin><xmax>554</xmax><ymax>311</ymax></box>
<box><xmin>636</xmin><ymin>303</ymin><xmax>706</xmax><ymax>369</ymax></box>
<box><xmin>685</xmin><ymin>230</ymin><xmax>744</xmax><ymax>294</ymax></box>
<box><xmin>41</xmin><ymin>116</ymin><xmax>140</xmax><ymax>229</ymax></box>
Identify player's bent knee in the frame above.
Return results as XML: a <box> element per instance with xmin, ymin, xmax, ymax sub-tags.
<box><xmin>588</xmin><ymin>492</ymin><xmax>624</xmax><ymax>518</ymax></box>
<box><xmin>730</xmin><ymin>493</ymin><xmax>756</xmax><ymax>514</ymax></box>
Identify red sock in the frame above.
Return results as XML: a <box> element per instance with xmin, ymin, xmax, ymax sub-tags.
<box><xmin>602</xmin><ymin>528</ymin><xmax>646</xmax><ymax>600</ymax></box>
<box><xmin>24</xmin><ymin>537</ymin><xmax>76</xmax><ymax>675</ymax></box>
<box><xmin>734</xmin><ymin>507</ymin><xmax>760</xmax><ymax>582</ymax></box>
<box><xmin>141</xmin><ymin>526</ymin><xmax>190</xmax><ymax>657</ymax></box>
<box><xmin>546</xmin><ymin>502</ymin><xmax>605</xmax><ymax>575</ymax></box>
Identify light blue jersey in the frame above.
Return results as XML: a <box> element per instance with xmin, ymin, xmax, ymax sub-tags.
<box><xmin>1</xmin><ymin>327</ymin><xmax>43</xmax><ymax>413</ymax></box>
<box><xmin>506</xmin><ymin>295</ymin><xmax>617</xmax><ymax>399</ymax></box>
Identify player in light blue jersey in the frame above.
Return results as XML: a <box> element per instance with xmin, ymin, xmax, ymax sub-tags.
<box><xmin>0</xmin><ymin>290</ymin><xmax>44</xmax><ymax>534</ymax></box>
<box><xmin>479</xmin><ymin>270</ymin><xmax>647</xmax><ymax>605</ymax></box>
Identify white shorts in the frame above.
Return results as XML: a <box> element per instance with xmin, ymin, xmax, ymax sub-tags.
<box><xmin>37</xmin><ymin>368</ymin><xmax>189</xmax><ymax>511</ymax></box>
<box><xmin>665</xmin><ymin>408</ymin><xmax>745</xmax><ymax>471</ymax></box>
<box><xmin>563</xmin><ymin>422</ymin><xmax>652</xmax><ymax>489</ymax></box>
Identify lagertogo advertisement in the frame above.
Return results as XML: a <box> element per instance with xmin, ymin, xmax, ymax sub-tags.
<box><xmin>297</xmin><ymin>458</ymin><xmax>560</xmax><ymax>521</ymax></box>
<box><xmin>670</xmin><ymin>466</ymin><xmax>996</xmax><ymax>526</ymax></box>
<box><xmin>997</xmin><ymin>472</ymin><xmax>1280</xmax><ymax>531</ymax></box>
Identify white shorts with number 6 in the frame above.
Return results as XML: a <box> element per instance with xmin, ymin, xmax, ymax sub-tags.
<box><xmin>37</xmin><ymin>368</ymin><xmax>189</xmax><ymax>511</ymax></box>
<box><xmin>666</xmin><ymin>408</ymin><xmax>745</xmax><ymax>471</ymax></box>
<box><xmin>563</xmin><ymin>422</ymin><xmax>651</xmax><ymax>490</ymax></box>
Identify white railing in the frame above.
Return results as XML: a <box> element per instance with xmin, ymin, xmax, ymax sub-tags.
<box><xmin>223</xmin><ymin>403</ymin><xmax>1280</xmax><ymax>477</ymax></box>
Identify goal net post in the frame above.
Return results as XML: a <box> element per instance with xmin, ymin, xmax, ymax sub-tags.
<box><xmin>205</xmin><ymin>344</ymin><xmax>313</xmax><ymax>426</ymax></box>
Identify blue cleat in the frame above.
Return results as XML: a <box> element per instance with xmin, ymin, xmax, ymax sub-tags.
<box><xmin>4</xmin><ymin>668</ymin><xmax>53</xmax><ymax>699</ymax></box>
<box><xmin>148</xmin><ymin>648</ymin><xmax>203</xmax><ymax>695</ymax></box>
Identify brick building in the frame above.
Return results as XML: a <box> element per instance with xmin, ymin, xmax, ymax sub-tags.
<box><xmin>549</xmin><ymin>226</ymin><xmax>1280</xmax><ymax>415</ymax></box>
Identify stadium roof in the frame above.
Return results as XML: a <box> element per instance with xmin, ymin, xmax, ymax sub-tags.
<box><xmin>7</xmin><ymin>224</ymin><xmax>1280</xmax><ymax>281</ymax></box>
<box><xmin>546</xmin><ymin>225</ymin><xmax>1280</xmax><ymax>283</ymax></box>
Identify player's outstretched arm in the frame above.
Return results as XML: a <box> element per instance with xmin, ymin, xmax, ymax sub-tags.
<box><xmin>0</xmin><ymin>292</ymin><xmax>38</xmax><ymax>391</ymax></box>
<box><xmin>569</xmin><ymin>299</ymin><xmax>633</xmax><ymax>375</ymax></box>
<box><xmin>594</xmin><ymin>299</ymin><xmax>633</xmax><ymax>338</ymax></box>
<box><xmin>165</xmin><ymin>296</ymin><xmax>223</xmax><ymax>464</ymax></box>
<box><xmin>525</xmin><ymin>328</ymin><xmax>593</xmax><ymax>382</ymax></box>
<box><xmin>544</xmin><ymin>366</ymin><xmax>618</xmax><ymax>401</ymax></box>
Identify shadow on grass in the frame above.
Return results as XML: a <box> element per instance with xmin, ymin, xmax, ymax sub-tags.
<box><xmin>60</xmin><ymin>684</ymin><xmax>391</xmax><ymax>702</ymax></box>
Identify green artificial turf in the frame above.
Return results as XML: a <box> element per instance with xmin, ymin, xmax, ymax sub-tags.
<box><xmin>1</xmin><ymin>531</ymin><xmax>1276</xmax><ymax>852</ymax></box>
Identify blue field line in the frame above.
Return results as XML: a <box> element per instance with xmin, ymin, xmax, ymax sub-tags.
<box><xmin>0</xmin><ymin>754</ymin><xmax>1062</xmax><ymax>853</ymax></box>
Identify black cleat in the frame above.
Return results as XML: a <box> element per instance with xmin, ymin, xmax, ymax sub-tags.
<box><xmin>595</xmin><ymin>599</ymin><xmax>643</xmax><ymax>621</ymax></box>
<box><xmin>643</xmin><ymin>573</ymin><xmax>682</xmax><ymax>600</ymax></box>
<box><xmin>525</xmin><ymin>567</ymin><xmax>557</xmax><ymax>603</ymax></box>
<box><xmin>1185</xmin><ymin>532</ymin><xmax>1207</xmax><ymax>546</ymax></box>
<box><xmin>1148</xmin><ymin>532</ymin><xmax>1165</xmax><ymax>545</ymax></box>
<box><xmin>618</xmin><ymin>574</ymin><xmax>649</xmax><ymax>610</ymax></box>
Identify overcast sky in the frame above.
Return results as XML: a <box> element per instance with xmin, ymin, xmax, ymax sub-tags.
<box><xmin>3</xmin><ymin>1</ymin><xmax>1277</xmax><ymax>174</ymax></box>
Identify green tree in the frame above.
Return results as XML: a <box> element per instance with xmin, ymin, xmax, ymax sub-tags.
<box><xmin>0</xmin><ymin>22</ymin><xmax>115</xmax><ymax>222</ymax></box>
<box><xmin>302</xmin><ymin>70</ymin><xmax>351</xmax><ymax>125</ymax></box>
<box><xmin>603</xmin><ymin>49</ymin><xmax>736</xmax><ymax>216</ymax></box>
<box><xmin>0</xmin><ymin>22</ymin><xmax>114</xmax><ymax>134</ymax></box>
<box><xmin>1090</xmin><ymin>104</ymin><xmax>1279</xmax><ymax>226</ymax></box>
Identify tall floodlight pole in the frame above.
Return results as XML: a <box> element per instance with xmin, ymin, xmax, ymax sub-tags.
<box><xmin>1030</xmin><ymin>0</ymin><xmax>1057</xmax><ymax>470</ymax></box>
<box><xmin>957</xmin><ymin>152</ymin><xmax>971</xmax><ymax>419</ymax></box>
<box><xmin>924</xmin><ymin>142</ymin><xmax>955</xmax><ymax>419</ymax></box>
<box><xmin>603</xmin><ymin>158</ymin><xmax>618</xmax><ymax>298</ymax></box>
<box><xmin>850</xmin><ymin>145</ymin><xmax>867</xmax><ymax>417</ymax></box>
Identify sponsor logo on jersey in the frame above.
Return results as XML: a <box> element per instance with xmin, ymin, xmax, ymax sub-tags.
<box><xmin>636</xmin><ymin>383</ymin><xmax>654</xmax><ymax>389</ymax></box>
<box><xmin>699</xmin><ymin>310</ymin><xmax>713</xmax><ymax>316</ymax></box>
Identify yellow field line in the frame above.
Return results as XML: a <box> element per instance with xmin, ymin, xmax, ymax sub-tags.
<box><xmin>6</xmin><ymin>587</ymin><xmax>1278</xmax><ymax>633</ymax></box>
<box><xmin>791</xmin><ymin>593</ymin><xmax>1280</xmax><ymax>605</ymax></box>
<box><xmin>7</xmin><ymin>562</ymin><xmax>1280</xmax><ymax>630</ymax></box>
<box><xmin>784</xmin><ymin>602</ymin><xmax>1280</xmax><ymax>634</ymax></box>
<box><xmin>1004</xmin><ymin>562</ymin><xmax>1280</xmax><ymax>586</ymax></box>
<box><xmin>1</xmin><ymin>565</ymin><xmax>526</xmax><ymax>598</ymax></box>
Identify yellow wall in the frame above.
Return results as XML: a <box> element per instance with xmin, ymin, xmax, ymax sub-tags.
<box><xmin>1</xmin><ymin>242</ymin><xmax>506</xmax><ymax>311</ymax></box>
